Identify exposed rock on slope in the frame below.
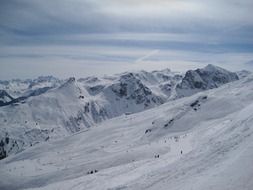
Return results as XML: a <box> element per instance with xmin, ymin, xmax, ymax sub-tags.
<box><xmin>0</xmin><ymin>90</ymin><xmax>14</xmax><ymax>106</ymax></box>
<box><xmin>176</xmin><ymin>64</ymin><xmax>239</xmax><ymax>97</ymax></box>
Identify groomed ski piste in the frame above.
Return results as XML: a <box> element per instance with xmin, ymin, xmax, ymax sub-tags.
<box><xmin>1</xmin><ymin>69</ymin><xmax>253</xmax><ymax>190</ymax></box>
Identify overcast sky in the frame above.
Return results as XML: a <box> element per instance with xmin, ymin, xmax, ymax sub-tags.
<box><xmin>0</xmin><ymin>0</ymin><xmax>253</xmax><ymax>79</ymax></box>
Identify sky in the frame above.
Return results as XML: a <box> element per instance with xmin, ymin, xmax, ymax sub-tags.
<box><xmin>0</xmin><ymin>0</ymin><xmax>253</xmax><ymax>79</ymax></box>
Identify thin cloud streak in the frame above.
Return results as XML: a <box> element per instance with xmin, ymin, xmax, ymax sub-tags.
<box><xmin>135</xmin><ymin>50</ymin><xmax>160</xmax><ymax>63</ymax></box>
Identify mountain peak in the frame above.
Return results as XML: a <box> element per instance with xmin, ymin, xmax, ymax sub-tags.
<box><xmin>176</xmin><ymin>64</ymin><xmax>239</xmax><ymax>97</ymax></box>
<box><xmin>58</xmin><ymin>77</ymin><xmax>77</xmax><ymax>93</ymax></box>
<box><xmin>203</xmin><ymin>64</ymin><xmax>227</xmax><ymax>73</ymax></box>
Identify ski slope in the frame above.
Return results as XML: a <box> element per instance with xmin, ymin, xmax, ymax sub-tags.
<box><xmin>1</xmin><ymin>73</ymin><xmax>253</xmax><ymax>190</ymax></box>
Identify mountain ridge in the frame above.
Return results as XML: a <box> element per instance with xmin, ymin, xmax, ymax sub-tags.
<box><xmin>1</xmin><ymin>68</ymin><xmax>253</xmax><ymax>190</ymax></box>
<box><xmin>0</xmin><ymin>65</ymin><xmax>242</xmax><ymax>159</ymax></box>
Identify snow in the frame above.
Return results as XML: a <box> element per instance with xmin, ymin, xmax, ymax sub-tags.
<box><xmin>0</xmin><ymin>69</ymin><xmax>253</xmax><ymax>190</ymax></box>
<box><xmin>176</xmin><ymin>64</ymin><xmax>239</xmax><ymax>97</ymax></box>
<box><xmin>0</xmin><ymin>68</ymin><xmax>184</xmax><ymax>157</ymax></box>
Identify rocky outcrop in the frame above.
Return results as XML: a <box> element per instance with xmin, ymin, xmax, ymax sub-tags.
<box><xmin>176</xmin><ymin>64</ymin><xmax>239</xmax><ymax>97</ymax></box>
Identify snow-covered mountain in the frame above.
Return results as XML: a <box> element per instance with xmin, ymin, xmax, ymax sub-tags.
<box><xmin>0</xmin><ymin>65</ymin><xmax>239</xmax><ymax>159</ymax></box>
<box><xmin>0</xmin><ymin>67</ymin><xmax>253</xmax><ymax>190</ymax></box>
<box><xmin>0</xmin><ymin>76</ymin><xmax>62</xmax><ymax>98</ymax></box>
<box><xmin>176</xmin><ymin>64</ymin><xmax>239</xmax><ymax>97</ymax></box>
<box><xmin>236</xmin><ymin>70</ymin><xmax>252</xmax><ymax>79</ymax></box>
<box><xmin>0</xmin><ymin>69</ymin><xmax>181</xmax><ymax>158</ymax></box>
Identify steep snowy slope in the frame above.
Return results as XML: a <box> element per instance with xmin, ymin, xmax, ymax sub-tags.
<box><xmin>1</xmin><ymin>73</ymin><xmax>253</xmax><ymax>190</ymax></box>
<box><xmin>0</xmin><ymin>69</ymin><xmax>180</xmax><ymax>158</ymax></box>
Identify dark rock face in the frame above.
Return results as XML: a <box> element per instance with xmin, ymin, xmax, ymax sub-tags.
<box><xmin>176</xmin><ymin>64</ymin><xmax>239</xmax><ymax>97</ymax></box>
<box><xmin>87</xmin><ymin>85</ymin><xmax>105</xmax><ymax>95</ymax></box>
<box><xmin>28</xmin><ymin>87</ymin><xmax>52</xmax><ymax>96</ymax></box>
<box><xmin>0</xmin><ymin>90</ymin><xmax>14</xmax><ymax>106</ymax></box>
<box><xmin>0</xmin><ymin>140</ymin><xmax>7</xmax><ymax>160</ymax></box>
<box><xmin>111</xmin><ymin>73</ymin><xmax>164</xmax><ymax>106</ymax></box>
<box><xmin>0</xmin><ymin>90</ymin><xmax>13</xmax><ymax>99</ymax></box>
<box><xmin>0</xmin><ymin>87</ymin><xmax>53</xmax><ymax>107</ymax></box>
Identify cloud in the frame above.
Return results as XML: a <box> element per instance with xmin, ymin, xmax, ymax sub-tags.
<box><xmin>0</xmin><ymin>0</ymin><xmax>253</xmax><ymax>79</ymax></box>
<box><xmin>135</xmin><ymin>50</ymin><xmax>160</xmax><ymax>63</ymax></box>
<box><xmin>245</xmin><ymin>60</ymin><xmax>253</xmax><ymax>65</ymax></box>
<box><xmin>1</xmin><ymin>0</ymin><xmax>253</xmax><ymax>36</ymax></box>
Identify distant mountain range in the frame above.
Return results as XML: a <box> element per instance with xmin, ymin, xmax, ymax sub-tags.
<box><xmin>0</xmin><ymin>65</ymin><xmax>248</xmax><ymax>159</ymax></box>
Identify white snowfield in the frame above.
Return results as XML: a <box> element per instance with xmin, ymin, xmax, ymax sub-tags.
<box><xmin>0</xmin><ymin>68</ymin><xmax>183</xmax><ymax>157</ymax></box>
<box><xmin>1</xmin><ymin>72</ymin><xmax>253</xmax><ymax>190</ymax></box>
<box><xmin>0</xmin><ymin>65</ymin><xmax>241</xmax><ymax>159</ymax></box>
<box><xmin>0</xmin><ymin>69</ymin><xmax>182</xmax><ymax>159</ymax></box>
